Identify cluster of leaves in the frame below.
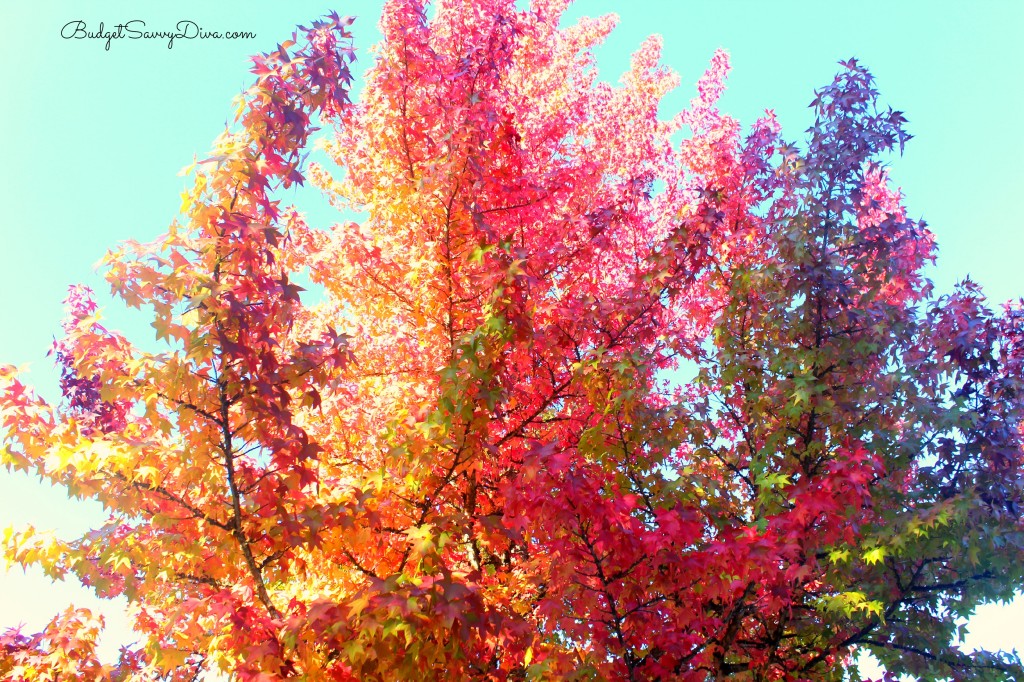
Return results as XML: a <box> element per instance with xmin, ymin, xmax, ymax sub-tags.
<box><xmin>2</xmin><ymin>1</ymin><xmax>1023</xmax><ymax>680</ymax></box>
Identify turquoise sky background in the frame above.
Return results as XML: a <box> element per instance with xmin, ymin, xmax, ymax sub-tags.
<box><xmin>1</xmin><ymin>0</ymin><xmax>1022</xmax><ymax>669</ymax></box>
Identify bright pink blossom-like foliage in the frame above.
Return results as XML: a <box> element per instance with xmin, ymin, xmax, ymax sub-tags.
<box><xmin>2</xmin><ymin>3</ymin><xmax>1023</xmax><ymax>681</ymax></box>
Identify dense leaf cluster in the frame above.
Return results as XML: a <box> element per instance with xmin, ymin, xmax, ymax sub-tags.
<box><xmin>2</xmin><ymin>2</ymin><xmax>1022</xmax><ymax>680</ymax></box>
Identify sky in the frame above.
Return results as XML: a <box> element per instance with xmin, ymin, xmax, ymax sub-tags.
<box><xmin>1</xmin><ymin>0</ymin><xmax>1022</xmax><ymax>673</ymax></box>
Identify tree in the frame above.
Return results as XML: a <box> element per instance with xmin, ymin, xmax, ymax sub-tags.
<box><xmin>2</xmin><ymin>0</ymin><xmax>1023</xmax><ymax>679</ymax></box>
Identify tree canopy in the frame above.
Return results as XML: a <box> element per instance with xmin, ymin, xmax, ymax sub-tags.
<box><xmin>3</xmin><ymin>1</ymin><xmax>1023</xmax><ymax>680</ymax></box>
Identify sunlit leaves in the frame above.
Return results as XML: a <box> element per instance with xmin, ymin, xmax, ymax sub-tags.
<box><xmin>2</xmin><ymin>1</ymin><xmax>1024</xmax><ymax>681</ymax></box>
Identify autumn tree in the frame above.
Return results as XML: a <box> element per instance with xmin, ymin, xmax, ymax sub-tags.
<box><xmin>3</xmin><ymin>1</ymin><xmax>1023</xmax><ymax>680</ymax></box>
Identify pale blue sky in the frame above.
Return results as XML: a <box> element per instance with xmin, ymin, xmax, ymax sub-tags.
<box><xmin>1</xmin><ymin>0</ymin><xmax>1022</xmax><ymax>669</ymax></box>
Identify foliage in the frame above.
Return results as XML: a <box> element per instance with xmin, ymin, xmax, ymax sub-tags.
<box><xmin>3</xmin><ymin>1</ymin><xmax>1023</xmax><ymax>680</ymax></box>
